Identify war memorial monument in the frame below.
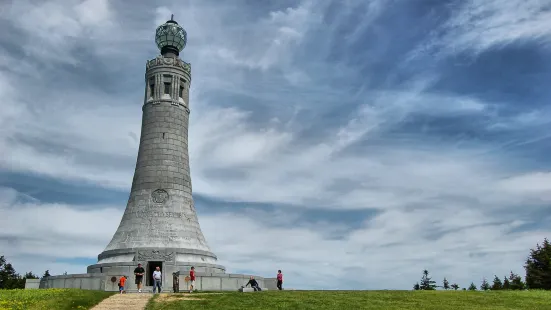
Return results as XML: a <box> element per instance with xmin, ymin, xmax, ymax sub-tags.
<box><xmin>34</xmin><ymin>17</ymin><xmax>274</xmax><ymax>292</ymax></box>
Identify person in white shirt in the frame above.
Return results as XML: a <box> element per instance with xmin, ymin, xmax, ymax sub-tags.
<box><xmin>152</xmin><ymin>266</ymin><xmax>162</xmax><ymax>293</ymax></box>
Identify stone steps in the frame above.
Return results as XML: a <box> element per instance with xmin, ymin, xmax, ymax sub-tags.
<box><xmin>91</xmin><ymin>293</ymin><xmax>152</xmax><ymax>310</ymax></box>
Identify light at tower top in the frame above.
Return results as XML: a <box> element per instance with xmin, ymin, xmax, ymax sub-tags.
<box><xmin>155</xmin><ymin>14</ymin><xmax>187</xmax><ymax>56</ymax></box>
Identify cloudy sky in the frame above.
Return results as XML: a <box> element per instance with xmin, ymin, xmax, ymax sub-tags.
<box><xmin>1</xmin><ymin>0</ymin><xmax>551</xmax><ymax>290</ymax></box>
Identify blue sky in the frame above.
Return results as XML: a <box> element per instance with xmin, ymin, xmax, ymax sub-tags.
<box><xmin>1</xmin><ymin>0</ymin><xmax>551</xmax><ymax>290</ymax></box>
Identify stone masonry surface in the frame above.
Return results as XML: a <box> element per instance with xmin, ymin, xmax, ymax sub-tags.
<box><xmin>38</xmin><ymin>273</ymin><xmax>266</xmax><ymax>292</ymax></box>
<box><xmin>95</xmin><ymin>54</ymin><xmax>219</xmax><ymax>266</ymax></box>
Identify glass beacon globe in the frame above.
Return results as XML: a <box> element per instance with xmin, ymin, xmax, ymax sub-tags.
<box><xmin>155</xmin><ymin>17</ymin><xmax>187</xmax><ymax>55</ymax></box>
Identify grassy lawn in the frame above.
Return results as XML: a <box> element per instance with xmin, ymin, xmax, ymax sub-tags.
<box><xmin>0</xmin><ymin>289</ymin><xmax>114</xmax><ymax>310</ymax></box>
<box><xmin>145</xmin><ymin>290</ymin><xmax>551</xmax><ymax>310</ymax></box>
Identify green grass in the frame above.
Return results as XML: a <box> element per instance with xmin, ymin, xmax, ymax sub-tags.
<box><xmin>145</xmin><ymin>290</ymin><xmax>551</xmax><ymax>310</ymax></box>
<box><xmin>0</xmin><ymin>289</ymin><xmax>114</xmax><ymax>310</ymax></box>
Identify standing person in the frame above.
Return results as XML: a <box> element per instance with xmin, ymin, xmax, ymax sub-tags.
<box><xmin>152</xmin><ymin>266</ymin><xmax>162</xmax><ymax>294</ymax></box>
<box><xmin>189</xmin><ymin>266</ymin><xmax>196</xmax><ymax>293</ymax></box>
<box><xmin>277</xmin><ymin>270</ymin><xmax>283</xmax><ymax>290</ymax></box>
<box><xmin>118</xmin><ymin>276</ymin><xmax>127</xmax><ymax>294</ymax></box>
<box><xmin>134</xmin><ymin>263</ymin><xmax>145</xmax><ymax>293</ymax></box>
<box><xmin>172</xmin><ymin>271</ymin><xmax>180</xmax><ymax>293</ymax></box>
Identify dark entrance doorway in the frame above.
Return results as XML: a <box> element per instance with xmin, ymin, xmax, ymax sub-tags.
<box><xmin>146</xmin><ymin>261</ymin><xmax>162</xmax><ymax>286</ymax></box>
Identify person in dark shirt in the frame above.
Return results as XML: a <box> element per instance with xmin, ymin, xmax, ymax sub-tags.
<box><xmin>134</xmin><ymin>263</ymin><xmax>145</xmax><ymax>293</ymax></box>
<box><xmin>245</xmin><ymin>276</ymin><xmax>262</xmax><ymax>291</ymax></box>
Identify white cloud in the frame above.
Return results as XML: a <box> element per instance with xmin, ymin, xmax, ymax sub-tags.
<box><xmin>0</xmin><ymin>187</ymin><xmax>120</xmax><ymax>266</ymax></box>
<box><xmin>189</xmin><ymin>107</ymin><xmax>293</xmax><ymax>169</ymax></box>
<box><xmin>209</xmin><ymin>3</ymin><xmax>319</xmax><ymax>71</ymax></box>
<box><xmin>408</xmin><ymin>0</ymin><xmax>551</xmax><ymax>60</ymax></box>
<box><xmin>0</xmin><ymin>86</ymin><xmax>140</xmax><ymax>189</ymax></box>
<box><xmin>444</xmin><ymin>0</ymin><xmax>551</xmax><ymax>54</ymax></box>
<box><xmin>497</xmin><ymin>172</ymin><xmax>551</xmax><ymax>202</ymax></box>
<box><xmin>5</xmin><ymin>0</ymin><xmax>117</xmax><ymax>64</ymax></box>
<box><xmin>74</xmin><ymin>0</ymin><xmax>113</xmax><ymax>27</ymax></box>
<box><xmin>0</xmin><ymin>71</ymin><xmax>21</xmax><ymax>130</ymax></box>
<box><xmin>153</xmin><ymin>0</ymin><xmax>322</xmax><ymax>85</ymax></box>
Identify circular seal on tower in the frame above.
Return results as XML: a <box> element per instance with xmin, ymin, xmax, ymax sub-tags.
<box><xmin>151</xmin><ymin>189</ymin><xmax>169</xmax><ymax>204</ymax></box>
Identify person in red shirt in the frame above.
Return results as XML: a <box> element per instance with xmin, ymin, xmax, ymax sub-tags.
<box><xmin>277</xmin><ymin>270</ymin><xmax>283</xmax><ymax>290</ymax></box>
<box><xmin>189</xmin><ymin>266</ymin><xmax>196</xmax><ymax>293</ymax></box>
<box><xmin>118</xmin><ymin>276</ymin><xmax>127</xmax><ymax>294</ymax></box>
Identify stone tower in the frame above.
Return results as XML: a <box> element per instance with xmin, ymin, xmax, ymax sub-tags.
<box><xmin>88</xmin><ymin>16</ymin><xmax>225</xmax><ymax>278</ymax></box>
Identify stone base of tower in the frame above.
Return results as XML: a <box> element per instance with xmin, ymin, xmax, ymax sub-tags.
<box><xmin>87</xmin><ymin>261</ymin><xmax>226</xmax><ymax>277</ymax></box>
<box><xmin>86</xmin><ymin>246</ymin><xmax>227</xmax><ymax>290</ymax></box>
<box><xmin>90</xmin><ymin>247</ymin><xmax>225</xmax><ymax>273</ymax></box>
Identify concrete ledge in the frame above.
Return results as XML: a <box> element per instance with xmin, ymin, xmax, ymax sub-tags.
<box><xmin>43</xmin><ymin>273</ymin><xmax>103</xmax><ymax>279</ymax></box>
<box><xmin>239</xmin><ymin>287</ymin><xmax>268</xmax><ymax>292</ymax></box>
<box><xmin>263</xmin><ymin>278</ymin><xmax>279</xmax><ymax>290</ymax></box>
<box><xmin>39</xmin><ymin>274</ymin><xmax>105</xmax><ymax>290</ymax></box>
<box><xmin>25</xmin><ymin>279</ymin><xmax>40</xmax><ymax>289</ymax></box>
<box><xmin>38</xmin><ymin>272</ymin><xmax>268</xmax><ymax>292</ymax></box>
<box><xmin>197</xmin><ymin>272</ymin><xmax>230</xmax><ymax>278</ymax></box>
<box><xmin>227</xmin><ymin>274</ymin><xmax>266</xmax><ymax>280</ymax></box>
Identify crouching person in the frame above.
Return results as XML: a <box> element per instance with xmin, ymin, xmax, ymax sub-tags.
<box><xmin>245</xmin><ymin>276</ymin><xmax>262</xmax><ymax>291</ymax></box>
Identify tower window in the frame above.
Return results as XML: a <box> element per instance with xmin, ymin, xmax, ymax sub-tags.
<box><xmin>164</xmin><ymin>82</ymin><xmax>171</xmax><ymax>95</ymax></box>
<box><xmin>148</xmin><ymin>77</ymin><xmax>155</xmax><ymax>98</ymax></box>
<box><xmin>179</xmin><ymin>85</ymin><xmax>184</xmax><ymax>98</ymax></box>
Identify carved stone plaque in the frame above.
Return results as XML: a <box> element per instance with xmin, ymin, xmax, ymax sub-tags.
<box><xmin>136</xmin><ymin>250</ymin><xmax>175</xmax><ymax>262</ymax></box>
<box><xmin>127</xmin><ymin>210</ymin><xmax>183</xmax><ymax>218</ymax></box>
<box><xmin>146</xmin><ymin>56</ymin><xmax>191</xmax><ymax>74</ymax></box>
<box><xmin>151</xmin><ymin>189</ymin><xmax>169</xmax><ymax>204</ymax></box>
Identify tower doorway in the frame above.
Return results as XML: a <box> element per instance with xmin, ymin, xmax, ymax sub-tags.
<box><xmin>146</xmin><ymin>261</ymin><xmax>163</xmax><ymax>286</ymax></box>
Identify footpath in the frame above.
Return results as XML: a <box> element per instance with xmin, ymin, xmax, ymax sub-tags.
<box><xmin>91</xmin><ymin>293</ymin><xmax>151</xmax><ymax>310</ymax></box>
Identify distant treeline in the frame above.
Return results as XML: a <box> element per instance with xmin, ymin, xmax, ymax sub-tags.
<box><xmin>414</xmin><ymin>238</ymin><xmax>551</xmax><ymax>291</ymax></box>
<box><xmin>0</xmin><ymin>255</ymin><xmax>47</xmax><ymax>290</ymax></box>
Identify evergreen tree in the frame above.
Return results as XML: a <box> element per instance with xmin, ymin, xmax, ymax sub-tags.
<box><xmin>451</xmin><ymin>283</ymin><xmax>459</xmax><ymax>290</ymax></box>
<box><xmin>443</xmin><ymin>277</ymin><xmax>450</xmax><ymax>290</ymax></box>
<box><xmin>0</xmin><ymin>255</ymin><xmax>24</xmax><ymax>289</ymax></box>
<box><xmin>419</xmin><ymin>270</ymin><xmax>437</xmax><ymax>290</ymax></box>
<box><xmin>508</xmin><ymin>271</ymin><xmax>526</xmax><ymax>290</ymax></box>
<box><xmin>503</xmin><ymin>276</ymin><xmax>510</xmax><ymax>290</ymax></box>
<box><xmin>413</xmin><ymin>282</ymin><xmax>420</xmax><ymax>290</ymax></box>
<box><xmin>491</xmin><ymin>275</ymin><xmax>503</xmax><ymax>290</ymax></box>
<box><xmin>524</xmin><ymin>238</ymin><xmax>551</xmax><ymax>290</ymax></box>
<box><xmin>480</xmin><ymin>278</ymin><xmax>490</xmax><ymax>291</ymax></box>
<box><xmin>1</xmin><ymin>262</ymin><xmax>17</xmax><ymax>279</ymax></box>
<box><xmin>468</xmin><ymin>282</ymin><xmax>477</xmax><ymax>291</ymax></box>
<box><xmin>0</xmin><ymin>256</ymin><xmax>4</xmax><ymax>289</ymax></box>
<box><xmin>23</xmin><ymin>272</ymin><xmax>39</xmax><ymax>279</ymax></box>
<box><xmin>42</xmin><ymin>270</ymin><xmax>51</xmax><ymax>278</ymax></box>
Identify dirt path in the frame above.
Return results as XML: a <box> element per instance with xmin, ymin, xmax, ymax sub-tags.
<box><xmin>90</xmin><ymin>293</ymin><xmax>152</xmax><ymax>310</ymax></box>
